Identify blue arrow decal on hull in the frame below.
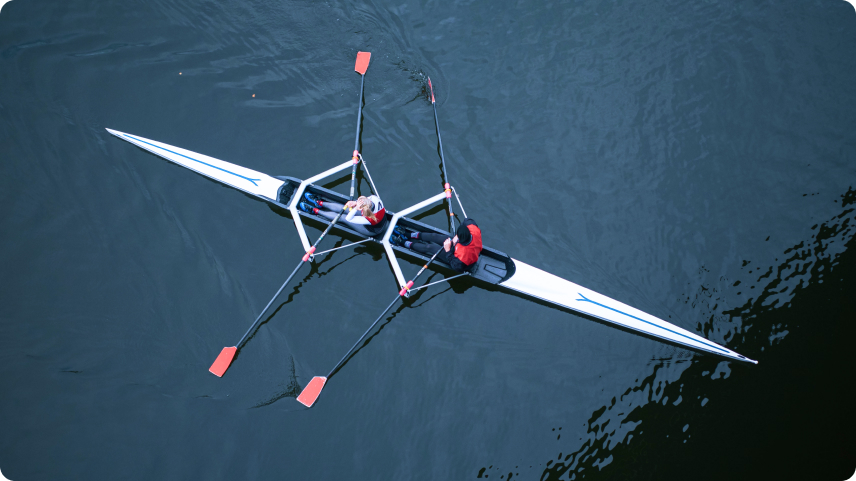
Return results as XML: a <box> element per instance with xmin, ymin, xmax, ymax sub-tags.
<box><xmin>575</xmin><ymin>292</ymin><xmax>728</xmax><ymax>354</ymax></box>
<box><xmin>123</xmin><ymin>134</ymin><xmax>261</xmax><ymax>186</ymax></box>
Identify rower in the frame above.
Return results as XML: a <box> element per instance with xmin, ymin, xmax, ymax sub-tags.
<box><xmin>299</xmin><ymin>193</ymin><xmax>389</xmax><ymax>237</ymax></box>
<box><xmin>392</xmin><ymin>219</ymin><xmax>482</xmax><ymax>273</ymax></box>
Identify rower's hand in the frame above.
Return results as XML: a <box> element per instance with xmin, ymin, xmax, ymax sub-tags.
<box><xmin>443</xmin><ymin>238</ymin><xmax>452</xmax><ymax>251</ymax></box>
<box><xmin>452</xmin><ymin>235</ymin><xmax>459</xmax><ymax>243</ymax></box>
<box><xmin>345</xmin><ymin>201</ymin><xmax>358</xmax><ymax>209</ymax></box>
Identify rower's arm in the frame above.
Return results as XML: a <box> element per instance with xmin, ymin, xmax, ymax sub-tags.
<box><xmin>345</xmin><ymin>209</ymin><xmax>371</xmax><ymax>225</ymax></box>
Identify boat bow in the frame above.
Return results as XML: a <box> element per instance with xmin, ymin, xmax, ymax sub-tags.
<box><xmin>106</xmin><ymin>129</ymin><xmax>285</xmax><ymax>201</ymax></box>
<box><xmin>499</xmin><ymin>259</ymin><xmax>757</xmax><ymax>364</ymax></box>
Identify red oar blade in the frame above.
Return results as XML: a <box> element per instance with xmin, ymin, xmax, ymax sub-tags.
<box><xmin>428</xmin><ymin>77</ymin><xmax>436</xmax><ymax>103</ymax></box>
<box><xmin>355</xmin><ymin>51</ymin><xmax>371</xmax><ymax>75</ymax></box>
<box><xmin>209</xmin><ymin>346</ymin><xmax>237</xmax><ymax>377</ymax></box>
<box><xmin>296</xmin><ymin>376</ymin><xmax>328</xmax><ymax>407</ymax></box>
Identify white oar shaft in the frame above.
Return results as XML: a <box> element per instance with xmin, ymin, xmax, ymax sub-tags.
<box><xmin>451</xmin><ymin>186</ymin><xmax>467</xmax><ymax>219</ymax></box>
<box><xmin>358</xmin><ymin>154</ymin><xmax>380</xmax><ymax>198</ymax></box>
<box><xmin>312</xmin><ymin>238</ymin><xmax>372</xmax><ymax>257</ymax></box>
<box><xmin>405</xmin><ymin>273</ymin><xmax>467</xmax><ymax>293</ymax></box>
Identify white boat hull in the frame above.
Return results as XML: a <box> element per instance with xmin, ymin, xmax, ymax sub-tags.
<box><xmin>108</xmin><ymin>128</ymin><xmax>757</xmax><ymax>364</ymax></box>
<box><xmin>500</xmin><ymin>260</ymin><xmax>757</xmax><ymax>363</ymax></box>
<box><xmin>106</xmin><ymin>129</ymin><xmax>284</xmax><ymax>202</ymax></box>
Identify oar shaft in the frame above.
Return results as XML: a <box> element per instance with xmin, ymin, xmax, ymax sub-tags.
<box><xmin>326</xmin><ymin>246</ymin><xmax>445</xmax><ymax>377</ymax></box>
<box><xmin>313</xmin><ymin>238</ymin><xmax>372</xmax><ymax>257</ymax></box>
<box><xmin>354</xmin><ymin>74</ymin><xmax>365</xmax><ymax>153</ymax></box>
<box><xmin>236</xmin><ymin>259</ymin><xmax>304</xmax><ymax>348</ymax></box>
<box><xmin>272</xmin><ymin>55</ymin><xmax>362</xmax><ymax>351</ymax></box>
<box><xmin>432</xmin><ymin>103</ymin><xmax>450</xmax><ymax>185</ymax></box>
<box><xmin>406</xmin><ymin>272</ymin><xmax>467</xmax><ymax>293</ymax></box>
<box><xmin>411</xmin><ymin>246</ymin><xmax>445</xmax><ymax>285</ymax></box>
<box><xmin>349</xmin><ymin>68</ymin><xmax>367</xmax><ymax>201</ymax></box>
<box><xmin>236</xmin><ymin>204</ymin><xmax>349</xmax><ymax>348</ymax></box>
<box><xmin>216</xmin><ymin>53</ymin><xmax>372</xmax><ymax>379</ymax></box>
<box><xmin>433</xmin><ymin>103</ymin><xmax>455</xmax><ymax>224</ymax></box>
<box><xmin>327</xmin><ymin>295</ymin><xmax>400</xmax><ymax>378</ymax></box>
<box><xmin>429</xmin><ymin>79</ymin><xmax>456</xmax><ymax>232</ymax></box>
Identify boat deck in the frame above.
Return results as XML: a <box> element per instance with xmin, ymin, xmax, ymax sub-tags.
<box><xmin>275</xmin><ymin>176</ymin><xmax>516</xmax><ymax>286</ymax></box>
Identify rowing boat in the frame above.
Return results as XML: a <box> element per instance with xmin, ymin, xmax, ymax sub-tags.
<box><xmin>105</xmin><ymin>128</ymin><xmax>757</xmax><ymax>365</ymax></box>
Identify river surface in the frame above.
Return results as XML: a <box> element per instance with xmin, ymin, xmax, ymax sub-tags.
<box><xmin>1</xmin><ymin>0</ymin><xmax>855</xmax><ymax>479</ymax></box>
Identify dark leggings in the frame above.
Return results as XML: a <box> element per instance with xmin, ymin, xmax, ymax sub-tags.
<box><xmin>410</xmin><ymin>233</ymin><xmax>453</xmax><ymax>261</ymax></box>
<box><xmin>315</xmin><ymin>201</ymin><xmax>376</xmax><ymax>237</ymax></box>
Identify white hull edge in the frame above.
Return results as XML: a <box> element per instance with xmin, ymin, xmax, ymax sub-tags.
<box><xmin>500</xmin><ymin>259</ymin><xmax>758</xmax><ymax>364</ymax></box>
<box><xmin>106</xmin><ymin>129</ymin><xmax>284</xmax><ymax>201</ymax></box>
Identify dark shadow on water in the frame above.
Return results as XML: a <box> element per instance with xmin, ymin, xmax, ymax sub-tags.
<box><xmin>411</xmin><ymin>203</ymin><xmax>450</xmax><ymax>225</ymax></box>
<box><xmin>320</xmin><ymin>172</ymin><xmax>354</xmax><ymax>192</ymax></box>
<box><xmin>251</xmin><ymin>356</ymin><xmax>302</xmax><ymax>409</ymax></box>
<box><xmin>536</xmin><ymin>228</ymin><xmax>855</xmax><ymax>480</ymax></box>
<box><xmin>482</xmin><ymin>187</ymin><xmax>856</xmax><ymax>481</ymax></box>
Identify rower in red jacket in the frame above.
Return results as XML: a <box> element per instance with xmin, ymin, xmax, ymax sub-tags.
<box><xmin>393</xmin><ymin>219</ymin><xmax>482</xmax><ymax>272</ymax></box>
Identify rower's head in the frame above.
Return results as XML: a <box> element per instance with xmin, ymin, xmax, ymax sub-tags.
<box><xmin>456</xmin><ymin>222</ymin><xmax>473</xmax><ymax>244</ymax></box>
<box><xmin>357</xmin><ymin>196</ymin><xmax>377</xmax><ymax>222</ymax></box>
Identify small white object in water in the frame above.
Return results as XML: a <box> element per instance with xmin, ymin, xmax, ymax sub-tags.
<box><xmin>845</xmin><ymin>0</ymin><xmax>856</xmax><ymax>13</ymax></box>
<box><xmin>0</xmin><ymin>0</ymin><xmax>12</xmax><ymax>14</ymax></box>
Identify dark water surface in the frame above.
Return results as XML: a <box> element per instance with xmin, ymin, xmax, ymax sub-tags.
<box><xmin>1</xmin><ymin>0</ymin><xmax>855</xmax><ymax>479</ymax></box>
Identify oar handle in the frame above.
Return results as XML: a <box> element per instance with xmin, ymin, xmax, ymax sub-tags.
<box><xmin>349</xmin><ymin>152</ymin><xmax>359</xmax><ymax>200</ymax></box>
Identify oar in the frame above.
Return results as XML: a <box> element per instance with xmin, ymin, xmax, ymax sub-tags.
<box><xmin>428</xmin><ymin>78</ymin><xmax>456</xmax><ymax>231</ymax></box>
<box><xmin>354</xmin><ymin>51</ymin><xmax>371</xmax><ymax>153</ymax></box>
<box><xmin>209</xmin><ymin>205</ymin><xmax>351</xmax><ymax>377</ymax></box>
<box><xmin>296</xmin><ymin>246</ymin><xmax>446</xmax><ymax>407</ymax></box>
<box><xmin>343</xmin><ymin>52</ymin><xmax>371</xmax><ymax>213</ymax></box>
<box><xmin>209</xmin><ymin>52</ymin><xmax>371</xmax><ymax>377</ymax></box>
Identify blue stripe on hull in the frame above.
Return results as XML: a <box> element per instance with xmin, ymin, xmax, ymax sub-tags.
<box><xmin>575</xmin><ymin>292</ymin><xmax>729</xmax><ymax>354</ymax></box>
<box><xmin>123</xmin><ymin>134</ymin><xmax>261</xmax><ymax>187</ymax></box>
